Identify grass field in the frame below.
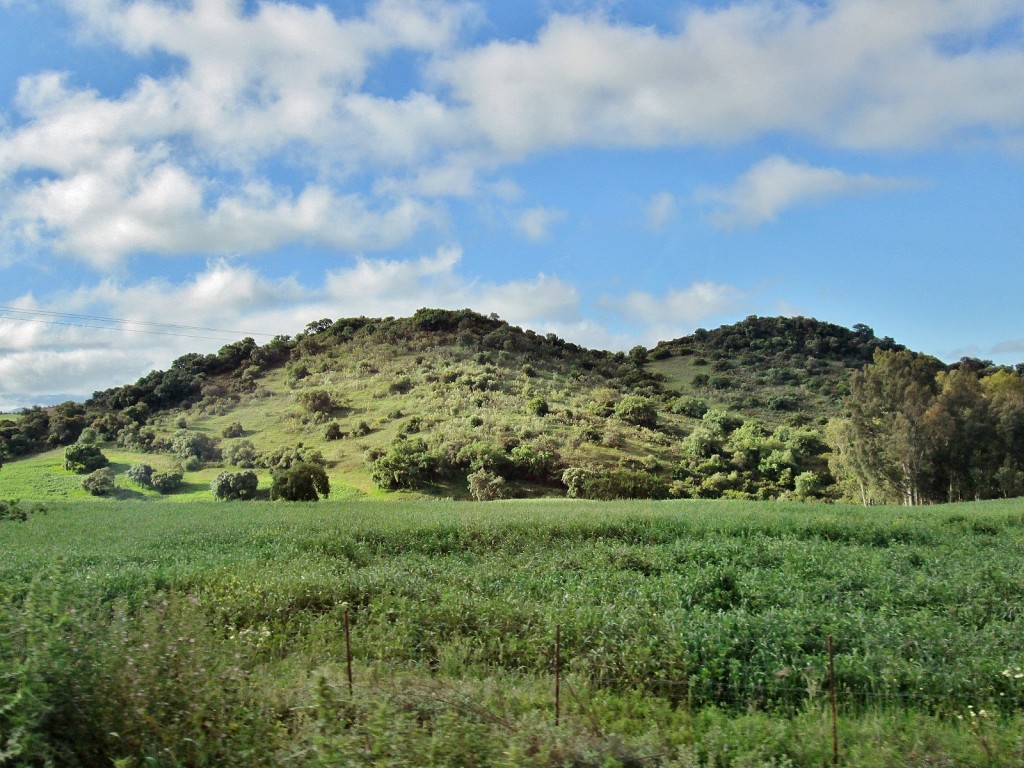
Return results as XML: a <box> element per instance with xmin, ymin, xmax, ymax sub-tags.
<box><xmin>3</xmin><ymin>498</ymin><xmax>1024</xmax><ymax>766</ymax></box>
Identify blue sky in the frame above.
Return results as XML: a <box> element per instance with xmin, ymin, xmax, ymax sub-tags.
<box><xmin>1</xmin><ymin>0</ymin><xmax>1023</xmax><ymax>409</ymax></box>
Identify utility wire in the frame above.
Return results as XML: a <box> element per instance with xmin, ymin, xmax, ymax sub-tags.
<box><xmin>0</xmin><ymin>305</ymin><xmax>276</xmax><ymax>342</ymax></box>
<box><xmin>0</xmin><ymin>315</ymin><xmax>243</xmax><ymax>346</ymax></box>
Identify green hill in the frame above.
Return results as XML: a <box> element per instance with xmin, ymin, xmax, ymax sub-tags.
<box><xmin>0</xmin><ymin>309</ymin><xmax>999</xmax><ymax>503</ymax></box>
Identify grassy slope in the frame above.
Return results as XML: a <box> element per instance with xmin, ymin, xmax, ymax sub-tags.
<box><xmin>5</xmin><ymin>313</ymin><xmax>909</xmax><ymax>502</ymax></box>
<box><xmin>3</xmin><ymin>498</ymin><xmax>1024</xmax><ymax>766</ymax></box>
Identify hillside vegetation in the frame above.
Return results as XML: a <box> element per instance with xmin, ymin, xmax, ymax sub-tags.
<box><xmin>1</xmin><ymin>309</ymin><xmax>1022</xmax><ymax>504</ymax></box>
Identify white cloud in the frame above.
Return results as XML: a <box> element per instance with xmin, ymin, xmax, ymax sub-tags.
<box><xmin>436</xmin><ymin>1</ymin><xmax>1024</xmax><ymax>154</ymax></box>
<box><xmin>0</xmin><ymin>251</ymin><xmax>591</xmax><ymax>403</ymax></box>
<box><xmin>700</xmin><ymin>155</ymin><xmax>915</xmax><ymax>228</ymax></box>
<box><xmin>1</xmin><ymin>0</ymin><xmax>1022</xmax><ymax>267</ymax></box>
<box><xmin>646</xmin><ymin>192</ymin><xmax>677</xmax><ymax>231</ymax></box>
<box><xmin>0</xmin><ymin>0</ymin><xmax>469</xmax><ymax>265</ymax></box>
<box><xmin>599</xmin><ymin>282</ymin><xmax>747</xmax><ymax>343</ymax></box>
<box><xmin>515</xmin><ymin>206</ymin><xmax>567</xmax><ymax>241</ymax></box>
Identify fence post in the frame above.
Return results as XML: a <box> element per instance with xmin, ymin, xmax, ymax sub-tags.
<box><xmin>827</xmin><ymin>634</ymin><xmax>838</xmax><ymax>766</ymax></box>
<box><xmin>554</xmin><ymin>624</ymin><xmax>561</xmax><ymax>727</ymax></box>
<box><xmin>344</xmin><ymin>608</ymin><xmax>354</xmax><ymax>696</ymax></box>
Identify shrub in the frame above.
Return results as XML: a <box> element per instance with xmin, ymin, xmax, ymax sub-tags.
<box><xmin>151</xmin><ymin>470</ymin><xmax>183</xmax><ymax>494</ymax></box>
<box><xmin>126</xmin><ymin>463</ymin><xmax>155</xmax><ymax>489</ymax></box>
<box><xmin>222</xmin><ymin>422</ymin><xmax>244</xmax><ymax>438</ymax></box>
<box><xmin>63</xmin><ymin>443</ymin><xmax>109</xmax><ymax>474</ymax></box>
<box><xmin>297</xmin><ymin>389</ymin><xmax>341</xmax><ymax>415</ymax></box>
<box><xmin>211</xmin><ymin>470</ymin><xmax>259</xmax><ymax>501</ymax></box>
<box><xmin>258</xmin><ymin>445</ymin><xmax>325</xmax><ymax>470</ymax></box>
<box><xmin>467</xmin><ymin>469</ymin><xmax>509</xmax><ymax>501</ymax></box>
<box><xmin>527</xmin><ymin>397</ymin><xmax>549</xmax><ymax>417</ymax></box>
<box><xmin>613</xmin><ymin>395</ymin><xmax>658</xmax><ymax>428</ymax></box>
<box><xmin>398</xmin><ymin>416</ymin><xmax>422</xmax><ymax>436</ymax></box>
<box><xmin>223</xmin><ymin>439</ymin><xmax>259</xmax><ymax>468</ymax></box>
<box><xmin>0</xmin><ymin>499</ymin><xmax>43</xmax><ymax>521</ymax></box>
<box><xmin>324</xmin><ymin>422</ymin><xmax>344</xmax><ymax>441</ymax></box>
<box><xmin>270</xmin><ymin>462</ymin><xmax>329</xmax><ymax>501</ymax></box>
<box><xmin>584</xmin><ymin>468</ymin><xmax>670</xmax><ymax>500</ymax></box>
<box><xmin>171</xmin><ymin>429</ymin><xmax>220</xmax><ymax>464</ymax></box>
<box><xmin>389</xmin><ymin>376</ymin><xmax>413</xmax><ymax>394</ymax></box>
<box><xmin>82</xmin><ymin>468</ymin><xmax>115</xmax><ymax>496</ymax></box>
<box><xmin>670</xmin><ymin>396</ymin><xmax>709</xmax><ymax>419</ymax></box>
<box><xmin>370</xmin><ymin>438</ymin><xmax>436</xmax><ymax>490</ymax></box>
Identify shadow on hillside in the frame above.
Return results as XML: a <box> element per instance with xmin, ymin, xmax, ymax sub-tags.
<box><xmin>110</xmin><ymin>487</ymin><xmax>147</xmax><ymax>501</ymax></box>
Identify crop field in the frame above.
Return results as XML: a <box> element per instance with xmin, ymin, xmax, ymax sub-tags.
<box><xmin>3</xmin><ymin>498</ymin><xmax>1024</xmax><ymax>766</ymax></box>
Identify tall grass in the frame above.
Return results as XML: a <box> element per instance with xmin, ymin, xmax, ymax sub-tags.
<box><xmin>3</xmin><ymin>498</ymin><xmax>1024</xmax><ymax>766</ymax></box>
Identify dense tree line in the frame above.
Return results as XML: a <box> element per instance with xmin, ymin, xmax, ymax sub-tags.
<box><xmin>828</xmin><ymin>350</ymin><xmax>1024</xmax><ymax>504</ymax></box>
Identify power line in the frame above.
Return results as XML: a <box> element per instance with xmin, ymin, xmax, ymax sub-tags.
<box><xmin>0</xmin><ymin>314</ymin><xmax>246</xmax><ymax>343</ymax></box>
<box><xmin>0</xmin><ymin>305</ymin><xmax>276</xmax><ymax>343</ymax></box>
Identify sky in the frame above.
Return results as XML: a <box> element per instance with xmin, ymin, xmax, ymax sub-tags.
<box><xmin>1</xmin><ymin>0</ymin><xmax>1023</xmax><ymax>410</ymax></box>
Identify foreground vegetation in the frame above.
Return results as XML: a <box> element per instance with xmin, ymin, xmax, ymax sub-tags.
<box><xmin>3</xmin><ymin>498</ymin><xmax>1024</xmax><ymax>766</ymax></box>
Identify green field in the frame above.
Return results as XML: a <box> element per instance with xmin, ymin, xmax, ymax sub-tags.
<box><xmin>3</xmin><ymin>499</ymin><xmax>1024</xmax><ymax>766</ymax></box>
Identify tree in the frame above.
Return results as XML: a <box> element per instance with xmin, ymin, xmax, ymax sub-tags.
<box><xmin>271</xmin><ymin>462</ymin><xmax>329</xmax><ymax>501</ymax></box>
<box><xmin>831</xmin><ymin>349</ymin><xmax>942</xmax><ymax>505</ymax></box>
<box><xmin>63</xmin><ymin>443</ymin><xmax>109</xmax><ymax>474</ymax></box>
<box><xmin>211</xmin><ymin>470</ymin><xmax>259</xmax><ymax>501</ymax></box>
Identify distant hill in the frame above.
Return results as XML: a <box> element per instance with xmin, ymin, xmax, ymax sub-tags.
<box><xmin>0</xmin><ymin>309</ymin><xmax>950</xmax><ymax>502</ymax></box>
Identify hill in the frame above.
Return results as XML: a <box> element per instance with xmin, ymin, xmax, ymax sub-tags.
<box><xmin>0</xmin><ymin>309</ymin><xmax>1010</xmax><ymax>503</ymax></box>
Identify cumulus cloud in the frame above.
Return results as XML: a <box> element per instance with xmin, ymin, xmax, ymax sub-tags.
<box><xmin>515</xmin><ymin>206</ymin><xmax>567</xmax><ymax>241</ymax></box>
<box><xmin>1</xmin><ymin>0</ymin><xmax>1022</xmax><ymax>266</ymax></box>
<box><xmin>0</xmin><ymin>0</ymin><xmax>468</xmax><ymax>264</ymax></box>
<box><xmin>435</xmin><ymin>1</ymin><xmax>1024</xmax><ymax>154</ymax></box>
<box><xmin>700</xmin><ymin>155</ymin><xmax>915</xmax><ymax>228</ymax></box>
<box><xmin>599</xmin><ymin>282</ymin><xmax>747</xmax><ymax>343</ymax></box>
<box><xmin>0</xmin><ymin>250</ymin><xmax>588</xmax><ymax>404</ymax></box>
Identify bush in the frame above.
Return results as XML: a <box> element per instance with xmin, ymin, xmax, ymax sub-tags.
<box><xmin>561</xmin><ymin>466</ymin><xmax>668</xmax><ymax>500</ymax></box>
<box><xmin>613</xmin><ymin>395</ymin><xmax>658</xmax><ymax>428</ymax></box>
<box><xmin>222</xmin><ymin>422</ymin><xmax>244</xmax><ymax>438</ymax></box>
<box><xmin>126</xmin><ymin>463</ymin><xmax>155</xmax><ymax>488</ymax></box>
<box><xmin>324</xmin><ymin>422</ymin><xmax>344</xmax><ymax>441</ymax></box>
<box><xmin>0</xmin><ymin>499</ymin><xmax>45</xmax><ymax>521</ymax></box>
<box><xmin>82</xmin><ymin>468</ymin><xmax>115</xmax><ymax>496</ymax></box>
<box><xmin>223</xmin><ymin>439</ymin><xmax>259</xmax><ymax>468</ymax></box>
<box><xmin>371</xmin><ymin>438</ymin><xmax>436</xmax><ymax>490</ymax></box>
<box><xmin>171</xmin><ymin>429</ymin><xmax>220</xmax><ymax>465</ymax></box>
<box><xmin>297</xmin><ymin>389</ymin><xmax>342</xmax><ymax>415</ymax></box>
<box><xmin>63</xmin><ymin>443</ymin><xmax>109</xmax><ymax>474</ymax></box>
<box><xmin>389</xmin><ymin>376</ymin><xmax>413</xmax><ymax>394</ymax></box>
<box><xmin>211</xmin><ymin>471</ymin><xmax>259</xmax><ymax>501</ymax></box>
<box><xmin>527</xmin><ymin>397</ymin><xmax>549</xmax><ymax>417</ymax></box>
<box><xmin>270</xmin><ymin>462</ymin><xmax>329</xmax><ymax>501</ymax></box>
<box><xmin>670</xmin><ymin>396</ymin><xmax>709</xmax><ymax>419</ymax></box>
<box><xmin>151</xmin><ymin>470</ymin><xmax>184</xmax><ymax>495</ymax></box>
<box><xmin>467</xmin><ymin>469</ymin><xmax>509</xmax><ymax>501</ymax></box>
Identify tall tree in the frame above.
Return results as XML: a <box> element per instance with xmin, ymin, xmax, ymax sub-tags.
<box><xmin>832</xmin><ymin>349</ymin><xmax>942</xmax><ymax>505</ymax></box>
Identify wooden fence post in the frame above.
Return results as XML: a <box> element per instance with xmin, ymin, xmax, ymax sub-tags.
<box><xmin>344</xmin><ymin>608</ymin><xmax>354</xmax><ymax>696</ymax></box>
<box><xmin>555</xmin><ymin>624</ymin><xmax>561</xmax><ymax>727</ymax></box>
<box><xmin>827</xmin><ymin>634</ymin><xmax>838</xmax><ymax>766</ymax></box>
